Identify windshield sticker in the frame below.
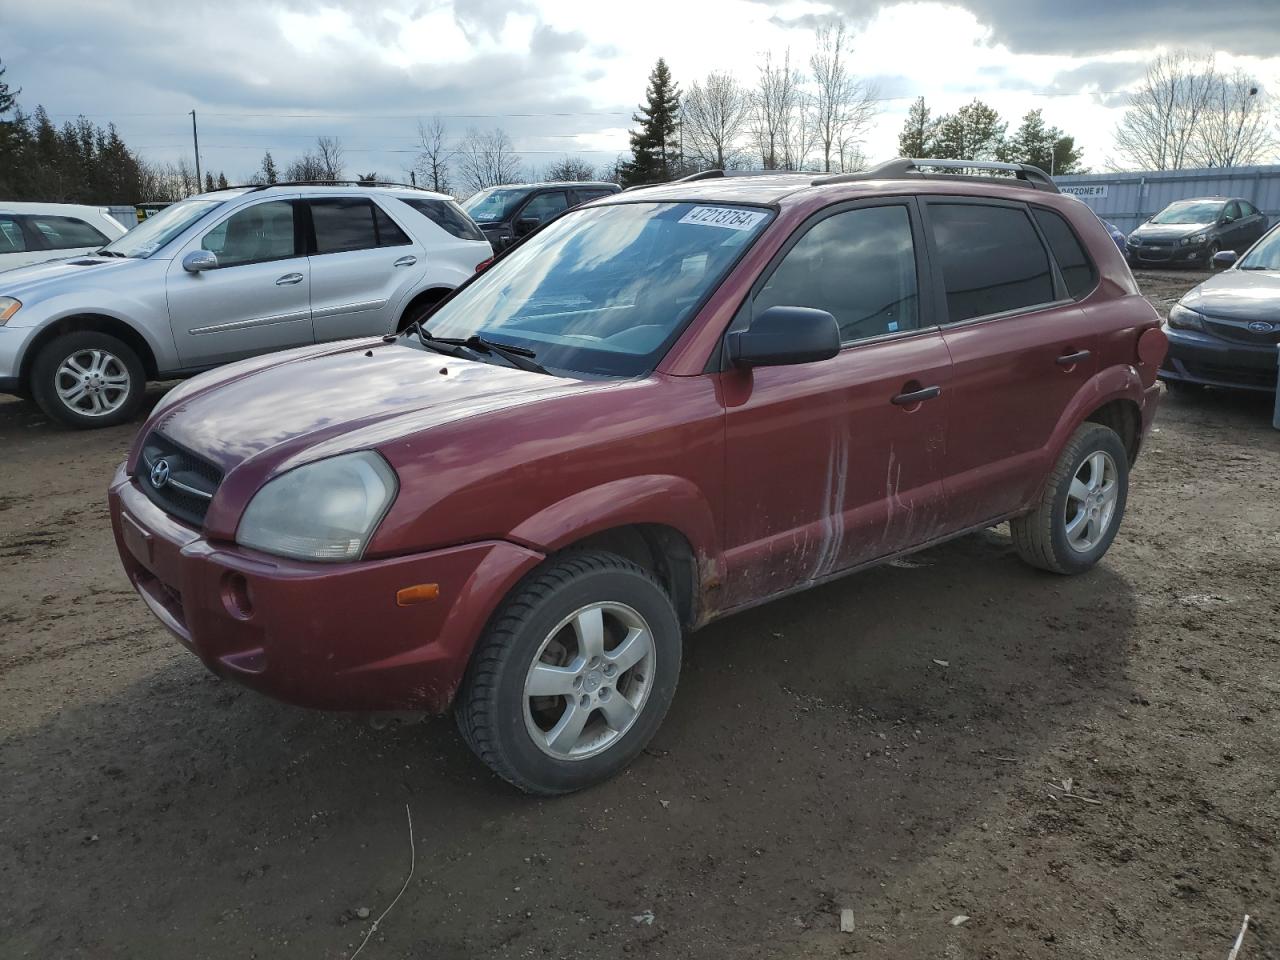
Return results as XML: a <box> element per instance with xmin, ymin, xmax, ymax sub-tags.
<box><xmin>678</xmin><ymin>207</ymin><xmax>768</xmax><ymax>231</ymax></box>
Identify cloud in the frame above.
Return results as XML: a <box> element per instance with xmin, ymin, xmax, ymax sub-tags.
<box><xmin>530</xmin><ymin>24</ymin><xmax>587</xmax><ymax>56</ymax></box>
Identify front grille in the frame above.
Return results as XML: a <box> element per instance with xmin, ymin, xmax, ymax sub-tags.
<box><xmin>1182</xmin><ymin>360</ymin><xmax>1278</xmax><ymax>389</ymax></box>
<box><xmin>137</xmin><ymin>432</ymin><xmax>223</xmax><ymax>527</ymax></box>
<box><xmin>1203</xmin><ymin>317</ymin><xmax>1280</xmax><ymax>347</ymax></box>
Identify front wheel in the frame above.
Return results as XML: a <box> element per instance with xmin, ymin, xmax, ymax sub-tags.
<box><xmin>456</xmin><ymin>551</ymin><xmax>682</xmax><ymax>795</ymax></box>
<box><xmin>1011</xmin><ymin>423</ymin><xmax>1129</xmax><ymax>575</ymax></box>
<box><xmin>30</xmin><ymin>331</ymin><xmax>146</xmax><ymax>429</ymax></box>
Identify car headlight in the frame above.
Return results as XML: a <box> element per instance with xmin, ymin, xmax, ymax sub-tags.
<box><xmin>1167</xmin><ymin>303</ymin><xmax>1205</xmax><ymax>331</ymax></box>
<box><xmin>237</xmin><ymin>451</ymin><xmax>398</xmax><ymax>562</ymax></box>
<box><xmin>1180</xmin><ymin>233</ymin><xmax>1208</xmax><ymax>247</ymax></box>
<box><xmin>0</xmin><ymin>297</ymin><xmax>21</xmax><ymax>324</ymax></box>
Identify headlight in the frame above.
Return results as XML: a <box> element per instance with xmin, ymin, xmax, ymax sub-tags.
<box><xmin>1167</xmin><ymin>303</ymin><xmax>1205</xmax><ymax>331</ymax></box>
<box><xmin>237</xmin><ymin>451</ymin><xmax>398</xmax><ymax>562</ymax></box>
<box><xmin>0</xmin><ymin>297</ymin><xmax>21</xmax><ymax>324</ymax></box>
<box><xmin>1180</xmin><ymin>233</ymin><xmax>1208</xmax><ymax>247</ymax></box>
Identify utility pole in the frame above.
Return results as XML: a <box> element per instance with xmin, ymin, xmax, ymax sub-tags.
<box><xmin>190</xmin><ymin>109</ymin><xmax>201</xmax><ymax>190</ymax></box>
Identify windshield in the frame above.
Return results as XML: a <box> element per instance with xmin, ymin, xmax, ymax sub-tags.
<box><xmin>1151</xmin><ymin>200</ymin><xmax>1223</xmax><ymax>226</ymax></box>
<box><xmin>101</xmin><ymin>197</ymin><xmax>226</xmax><ymax>257</ymax></box>
<box><xmin>461</xmin><ymin>187</ymin><xmax>529</xmax><ymax>224</ymax></box>
<box><xmin>1238</xmin><ymin>227</ymin><xmax>1280</xmax><ymax>271</ymax></box>
<box><xmin>421</xmin><ymin>201</ymin><xmax>773</xmax><ymax>377</ymax></box>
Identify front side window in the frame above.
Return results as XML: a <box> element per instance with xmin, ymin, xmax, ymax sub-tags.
<box><xmin>1240</xmin><ymin>201</ymin><xmax>1259</xmax><ymax>217</ymax></box>
<box><xmin>1033</xmin><ymin>208</ymin><xmax>1098</xmax><ymax>300</ymax></box>
<box><xmin>520</xmin><ymin>192</ymin><xmax>569</xmax><ymax>226</ymax></box>
<box><xmin>755</xmin><ymin>204</ymin><xmax>920</xmax><ymax>343</ymax></box>
<box><xmin>202</xmin><ymin>200</ymin><xmax>297</xmax><ymax>267</ymax></box>
<box><xmin>928</xmin><ymin>203</ymin><xmax>1055</xmax><ymax>322</ymax></box>
<box><xmin>0</xmin><ymin>217</ymin><xmax>26</xmax><ymax>253</ymax></box>
<box><xmin>26</xmin><ymin>215</ymin><xmax>109</xmax><ymax>249</ymax></box>
<box><xmin>421</xmin><ymin>201</ymin><xmax>773</xmax><ymax>377</ymax></box>
<box><xmin>461</xmin><ymin>187</ymin><xmax>528</xmax><ymax>224</ymax></box>
<box><xmin>102</xmin><ymin>197</ymin><xmax>225</xmax><ymax>258</ymax></box>
<box><xmin>1239</xmin><ymin>227</ymin><xmax>1280</xmax><ymax>271</ymax></box>
<box><xmin>1225</xmin><ymin>200</ymin><xmax>1242</xmax><ymax>221</ymax></box>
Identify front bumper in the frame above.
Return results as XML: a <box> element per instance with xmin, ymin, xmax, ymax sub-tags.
<box><xmin>108</xmin><ymin>464</ymin><xmax>544</xmax><ymax>712</ymax></box>
<box><xmin>1127</xmin><ymin>242</ymin><xmax>1210</xmax><ymax>265</ymax></box>
<box><xmin>1159</xmin><ymin>325</ymin><xmax>1278</xmax><ymax>392</ymax></box>
<box><xmin>0</xmin><ymin>324</ymin><xmax>39</xmax><ymax>391</ymax></box>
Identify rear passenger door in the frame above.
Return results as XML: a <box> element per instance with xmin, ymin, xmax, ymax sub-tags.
<box><xmin>306</xmin><ymin>197</ymin><xmax>422</xmax><ymax>341</ymax></box>
<box><xmin>721</xmin><ymin>199</ymin><xmax>953</xmax><ymax>607</ymax></box>
<box><xmin>923</xmin><ymin>199</ymin><xmax>1100</xmax><ymax>529</ymax></box>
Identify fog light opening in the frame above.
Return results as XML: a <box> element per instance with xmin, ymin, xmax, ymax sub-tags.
<box><xmin>222</xmin><ymin>572</ymin><xmax>254</xmax><ymax>620</ymax></box>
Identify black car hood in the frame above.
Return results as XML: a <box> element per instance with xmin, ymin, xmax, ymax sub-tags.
<box><xmin>1184</xmin><ymin>270</ymin><xmax>1280</xmax><ymax>322</ymax></box>
<box><xmin>1130</xmin><ymin>223</ymin><xmax>1211</xmax><ymax>242</ymax></box>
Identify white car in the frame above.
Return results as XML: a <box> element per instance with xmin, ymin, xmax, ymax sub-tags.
<box><xmin>0</xmin><ymin>183</ymin><xmax>492</xmax><ymax>427</ymax></box>
<box><xmin>0</xmin><ymin>202</ymin><xmax>132</xmax><ymax>272</ymax></box>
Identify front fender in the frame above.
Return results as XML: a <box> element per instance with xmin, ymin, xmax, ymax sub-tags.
<box><xmin>507</xmin><ymin>472</ymin><xmax>722</xmax><ymax>581</ymax></box>
<box><xmin>13</xmin><ymin>289</ymin><xmax>177</xmax><ymax>372</ymax></box>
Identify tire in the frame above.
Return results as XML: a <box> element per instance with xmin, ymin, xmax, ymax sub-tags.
<box><xmin>30</xmin><ymin>331</ymin><xmax>146</xmax><ymax>429</ymax></box>
<box><xmin>1011</xmin><ymin>423</ymin><xmax>1129</xmax><ymax>575</ymax></box>
<box><xmin>1204</xmin><ymin>242</ymin><xmax>1220</xmax><ymax>267</ymax></box>
<box><xmin>456</xmin><ymin>550</ymin><xmax>682</xmax><ymax>795</ymax></box>
<box><xmin>397</xmin><ymin>292</ymin><xmax>448</xmax><ymax>332</ymax></box>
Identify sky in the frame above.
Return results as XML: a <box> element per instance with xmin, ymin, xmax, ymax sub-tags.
<box><xmin>2</xmin><ymin>0</ymin><xmax>1279</xmax><ymax>187</ymax></box>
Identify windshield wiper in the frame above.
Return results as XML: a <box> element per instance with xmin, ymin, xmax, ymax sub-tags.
<box><xmin>410</xmin><ymin>324</ymin><xmax>550</xmax><ymax>375</ymax></box>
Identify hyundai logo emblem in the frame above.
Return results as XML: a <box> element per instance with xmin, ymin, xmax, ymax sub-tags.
<box><xmin>150</xmin><ymin>458</ymin><xmax>171</xmax><ymax>489</ymax></box>
<box><xmin>1247</xmin><ymin>320</ymin><xmax>1274</xmax><ymax>334</ymax></box>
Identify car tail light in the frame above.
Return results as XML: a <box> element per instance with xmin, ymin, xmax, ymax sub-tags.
<box><xmin>475</xmin><ymin>257</ymin><xmax>493</xmax><ymax>273</ymax></box>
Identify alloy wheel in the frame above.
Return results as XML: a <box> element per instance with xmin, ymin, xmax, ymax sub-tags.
<box><xmin>54</xmin><ymin>349</ymin><xmax>132</xmax><ymax>418</ymax></box>
<box><xmin>523</xmin><ymin>601</ymin><xmax>656</xmax><ymax>760</ymax></box>
<box><xmin>1064</xmin><ymin>451</ymin><xmax>1119</xmax><ymax>553</ymax></box>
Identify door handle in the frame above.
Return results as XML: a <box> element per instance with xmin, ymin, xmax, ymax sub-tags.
<box><xmin>891</xmin><ymin>385</ymin><xmax>942</xmax><ymax>406</ymax></box>
<box><xmin>1056</xmin><ymin>349</ymin><xmax>1091</xmax><ymax>366</ymax></box>
<box><xmin>393</xmin><ymin>255</ymin><xmax>418</xmax><ymax>267</ymax></box>
<box><xmin>275</xmin><ymin>272</ymin><xmax>304</xmax><ymax>285</ymax></box>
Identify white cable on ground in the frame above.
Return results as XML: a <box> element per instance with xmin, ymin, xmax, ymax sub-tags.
<box><xmin>351</xmin><ymin>804</ymin><xmax>416</xmax><ymax>960</ymax></box>
<box><xmin>1226</xmin><ymin>915</ymin><xmax>1250</xmax><ymax>960</ymax></box>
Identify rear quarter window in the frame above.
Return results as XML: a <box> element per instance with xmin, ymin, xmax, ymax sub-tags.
<box><xmin>1032</xmin><ymin>208</ymin><xmax>1098</xmax><ymax>300</ymax></box>
<box><xmin>402</xmin><ymin>198</ymin><xmax>486</xmax><ymax>242</ymax></box>
<box><xmin>25</xmin><ymin>215</ymin><xmax>109</xmax><ymax>250</ymax></box>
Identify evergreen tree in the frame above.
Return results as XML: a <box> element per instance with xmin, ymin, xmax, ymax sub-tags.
<box><xmin>0</xmin><ymin>57</ymin><xmax>17</xmax><ymax>117</ymax></box>
<box><xmin>933</xmin><ymin>99</ymin><xmax>1006</xmax><ymax>161</ymax></box>
<box><xmin>898</xmin><ymin>96</ymin><xmax>939</xmax><ymax>157</ymax></box>
<box><xmin>0</xmin><ymin>59</ymin><xmax>23</xmax><ymax>195</ymax></box>
<box><xmin>217</xmin><ymin>172</ymin><xmax>228</xmax><ymax>189</ymax></box>
<box><xmin>260</xmin><ymin>150</ymin><xmax>279</xmax><ymax>184</ymax></box>
<box><xmin>998</xmin><ymin>109</ymin><xmax>1086</xmax><ymax>174</ymax></box>
<box><xmin>204</xmin><ymin>171</ymin><xmax>215</xmax><ymax>192</ymax></box>
<box><xmin>621</xmin><ymin>58</ymin><xmax>681</xmax><ymax>187</ymax></box>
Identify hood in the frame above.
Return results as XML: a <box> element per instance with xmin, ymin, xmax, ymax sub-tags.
<box><xmin>1183</xmin><ymin>269</ymin><xmax>1280</xmax><ymax>322</ymax></box>
<box><xmin>0</xmin><ymin>254</ymin><xmax>146</xmax><ymax>295</ymax></box>
<box><xmin>1129</xmin><ymin>222</ymin><xmax>1211</xmax><ymax>242</ymax></box>
<box><xmin>145</xmin><ymin>339</ymin><xmax>599</xmax><ymax>475</ymax></box>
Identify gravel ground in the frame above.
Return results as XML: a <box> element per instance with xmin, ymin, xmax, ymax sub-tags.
<box><xmin>1</xmin><ymin>270</ymin><xmax>1277</xmax><ymax>959</ymax></box>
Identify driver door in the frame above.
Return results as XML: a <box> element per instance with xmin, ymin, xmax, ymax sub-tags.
<box><xmin>719</xmin><ymin>200</ymin><xmax>952</xmax><ymax>607</ymax></box>
<box><xmin>166</xmin><ymin>197</ymin><xmax>313</xmax><ymax>367</ymax></box>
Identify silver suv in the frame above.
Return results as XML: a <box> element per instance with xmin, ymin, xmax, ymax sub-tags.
<box><xmin>0</xmin><ymin>183</ymin><xmax>492</xmax><ymax>427</ymax></box>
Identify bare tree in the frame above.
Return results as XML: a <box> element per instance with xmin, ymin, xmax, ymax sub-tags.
<box><xmin>808</xmin><ymin>22</ymin><xmax>879</xmax><ymax>172</ymax></box>
<box><xmin>414</xmin><ymin>115</ymin><xmax>453</xmax><ymax>193</ymax></box>
<box><xmin>751</xmin><ymin>49</ymin><xmax>809</xmax><ymax>170</ymax></box>
<box><xmin>1197</xmin><ymin>70</ymin><xmax>1274</xmax><ymax>167</ymax></box>
<box><xmin>456</xmin><ymin>127</ymin><xmax>523</xmax><ymax>193</ymax></box>
<box><xmin>314</xmin><ymin>136</ymin><xmax>345</xmax><ymax>180</ymax></box>
<box><xmin>543</xmin><ymin>156</ymin><xmax>596</xmax><ymax>181</ymax></box>
<box><xmin>683</xmin><ymin>71</ymin><xmax>751</xmax><ymax>169</ymax></box>
<box><xmin>284</xmin><ymin>151</ymin><xmax>327</xmax><ymax>182</ymax></box>
<box><xmin>1114</xmin><ymin>51</ymin><xmax>1220</xmax><ymax>170</ymax></box>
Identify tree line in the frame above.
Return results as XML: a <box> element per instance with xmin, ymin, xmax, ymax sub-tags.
<box><xmin>2</xmin><ymin>43</ymin><xmax>1277</xmax><ymax>206</ymax></box>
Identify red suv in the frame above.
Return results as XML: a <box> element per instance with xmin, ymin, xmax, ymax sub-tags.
<box><xmin>109</xmin><ymin>158</ymin><xmax>1166</xmax><ymax>795</ymax></box>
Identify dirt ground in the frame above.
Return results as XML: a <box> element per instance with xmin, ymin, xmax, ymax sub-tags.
<box><xmin>2</xmin><ymin>270</ymin><xmax>1277</xmax><ymax>960</ymax></box>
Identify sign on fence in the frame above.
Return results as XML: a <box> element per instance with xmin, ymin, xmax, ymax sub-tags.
<box><xmin>1060</xmin><ymin>184</ymin><xmax>1110</xmax><ymax>199</ymax></box>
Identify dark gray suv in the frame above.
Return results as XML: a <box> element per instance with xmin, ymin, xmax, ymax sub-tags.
<box><xmin>1126</xmin><ymin>197</ymin><xmax>1268</xmax><ymax>267</ymax></box>
<box><xmin>461</xmin><ymin>182</ymin><xmax>621</xmax><ymax>252</ymax></box>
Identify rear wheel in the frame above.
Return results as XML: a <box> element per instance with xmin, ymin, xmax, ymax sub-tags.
<box><xmin>456</xmin><ymin>551</ymin><xmax>681</xmax><ymax>795</ymax></box>
<box><xmin>1011</xmin><ymin>423</ymin><xmax>1129</xmax><ymax>575</ymax></box>
<box><xmin>30</xmin><ymin>331</ymin><xmax>146</xmax><ymax>429</ymax></box>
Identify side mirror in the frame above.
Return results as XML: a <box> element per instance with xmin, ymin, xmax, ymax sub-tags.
<box><xmin>1212</xmin><ymin>250</ymin><xmax>1237</xmax><ymax>269</ymax></box>
<box><xmin>514</xmin><ymin>217</ymin><xmax>539</xmax><ymax>237</ymax></box>
<box><xmin>182</xmin><ymin>250</ymin><xmax>218</xmax><ymax>273</ymax></box>
<box><xmin>728</xmin><ymin>305</ymin><xmax>840</xmax><ymax>368</ymax></box>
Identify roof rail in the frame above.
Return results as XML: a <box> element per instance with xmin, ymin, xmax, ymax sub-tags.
<box><xmin>623</xmin><ymin>168</ymin><xmax>813</xmax><ymax>191</ymax></box>
<box><xmin>244</xmin><ymin>179</ymin><xmax>431</xmax><ymax>192</ymax></box>
<box><xmin>813</xmin><ymin>157</ymin><xmax>1059</xmax><ymax>193</ymax></box>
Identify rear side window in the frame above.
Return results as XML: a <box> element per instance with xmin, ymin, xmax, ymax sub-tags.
<box><xmin>756</xmin><ymin>204</ymin><xmax>920</xmax><ymax>343</ymax></box>
<box><xmin>372</xmin><ymin>204</ymin><xmax>411</xmax><ymax>246</ymax></box>
<box><xmin>575</xmin><ymin>189</ymin><xmax>614</xmax><ymax>204</ymax></box>
<box><xmin>1032</xmin><ymin>208</ymin><xmax>1098</xmax><ymax>300</ymax></box>
<box><xmin>0</xmin><ymin>217</ymin><xmax>26</xmax><ymax>253</ymax></box>
<box><xmin>927</xmin><ymin>203</ymin><xmax>1055</xmax><ymax>322</ymax></box>
<box><xmin>310</xmin><ymin>198</ymin><xmax>411</xmax><ymax>253</ymax></box>
<box><xmin>25</xmin><ymin>215</ymin><xmax>108</xmax><ymax>249</ymax></box>
<box><xmin>402</xmin><ymin>198</ymin><xmax>486</xmax><ymax>241</ymax></box>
